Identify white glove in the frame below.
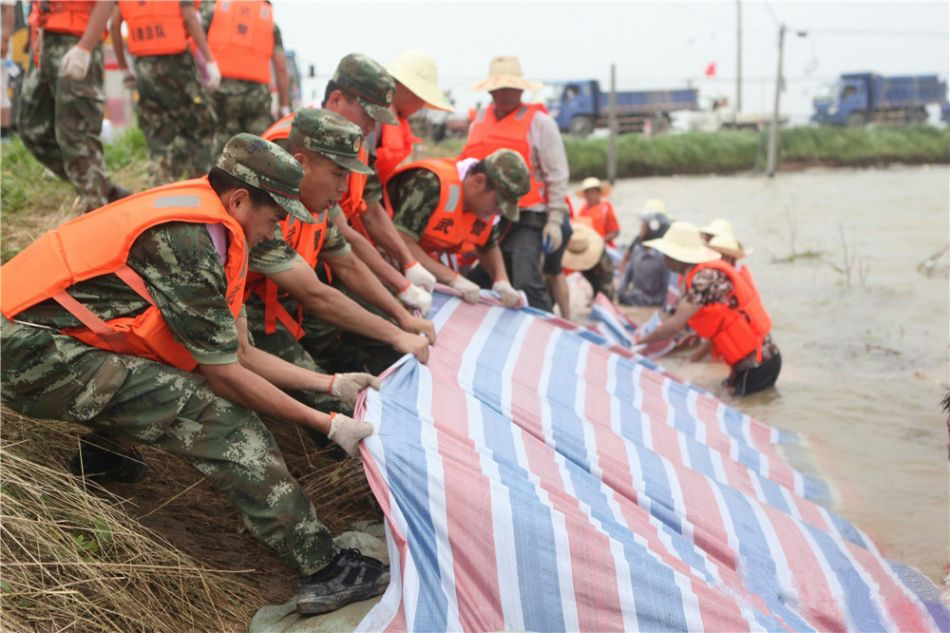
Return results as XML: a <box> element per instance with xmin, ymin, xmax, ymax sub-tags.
<box><xmin>279</xmin><ymin>104</ymin><xmax>291</xmax><ymax>117</ymax></box>
<box><xmin>327</xmin><ymin>413</ymin><xmax>374</xmax><ymax>458</ymax></box>
<box><xmin>59</xmin><ymin>45</ymin><xmax>91</xmax><ymax>80</ymax></box>
<box><xmin>330</xmin><ymin>372</ymin><xmax>381</xmax><ymax>407</ymax></box>
<box><xmin>449</xmin><ymin>274</ymin><xmax>481</xmax><ymax>303</ymax></box>
<box><xmin>397</xmin><ymin>283</ymin><xmax>432</xmax><ymax>317</ymax></box>
<box><xmin>542</xmin><ymin>219</ymin><xmax>563</xmax><ymax>255</ymax></box>
<box><xmin>404</xmin><ymin>261</ymin><xmax>436</xmax><ymax>293</ymax></box>
<box><xmin>204</xmin><ymin>60</ymin><xmax>221</xmax><ymax>92</ymax></box>
<box><xmin>492</xmin><ymin>280</ymin><xmax>524</xmax><ymax>308</ymax></box>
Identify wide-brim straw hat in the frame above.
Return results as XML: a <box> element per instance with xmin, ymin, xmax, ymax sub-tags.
<box><xmin>700</xmin><ymin>217</ymin><xmax>734</xmax><ymax>238</ymax></box>
<box><xmin>471</xmin><ymin>56</ymin><xmax>543</xmax><ymax>92</ymax></box>
<box><xmin>641</xmin><ymin>198</ymin><xmax>667</xmax><ymax>216</ymax></box>
<box><xmin>574</xmin><ymin>176</ymin><xmax>612</xmax><ymax>198</ymax></box>
<box><xmin>708</xmin><ymin>233</ymin><xmax>754</xmax><ymax>259</ymax></box>
<box><xmin>561</xmin><ymin>223</ymin><xmax>605</xmax><ymax>271</ymax></box>
<box><xmin>644</xmin><ymin>221</ymin><xmax>722</xmax><ymax>264</ymax></box>
<box><xmin>387</xmin><ymin>50</ymin><xmax>454</xmax><ymax>112</ymax></box>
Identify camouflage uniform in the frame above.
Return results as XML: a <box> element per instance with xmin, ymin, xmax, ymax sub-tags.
<box><xmin>201</xmin><ymin>1</ymin><xmax>284</xmax><ymax>158</ymax></box>
<box><xmin>131</xmin><ymin>51</ymin><xmax>217</xmax><ymax>185</ymax></box>
<box><xmin>0</xmin><ymin>135</ymin><xmax>337</xmax><ymax>574</ymax></box>
<box><xmin>16</xmin><ymin>33</ymin><xmax>110</xmax><ymax>212</ymax></box>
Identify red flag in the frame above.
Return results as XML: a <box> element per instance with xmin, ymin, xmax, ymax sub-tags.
<box><xmin>704</xmin><ymin>62</ymin><xmax>717</xmax><ymax>77</ymax></box>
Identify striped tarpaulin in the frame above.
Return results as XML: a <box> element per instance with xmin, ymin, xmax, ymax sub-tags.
<box><xmin>588</xmin><ymin>292</ymin><xmax>677</xmax><ymax>359</ymax></box>
<box><xmin>354</xmin><ymin>291</ymin><xmax>948</xmax><ymax>632</ymax></box>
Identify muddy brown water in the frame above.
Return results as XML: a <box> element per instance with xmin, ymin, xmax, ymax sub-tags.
<box><xmin>588</xmin><ymin>165</ymin><xmax>949</xmax><ymax>583</ymax></box>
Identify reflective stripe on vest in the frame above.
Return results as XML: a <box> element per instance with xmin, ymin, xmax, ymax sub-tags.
<box><xmin>461</xmin><ymin>103</ymin><xmax>546</xmax><ymax>208</ymax></box>
<box><xmin>207</xmin><ymin>0</ymin><xmax>273</xmax><ymax>84</ymax></box>
<box><xmin>391</xmin><ymin>158</ymin><xmax>493</xmax><ymax>255</ymax></box>
<box><xmin>0</xmin><ymin>178</ymin><xmax>246</xmax><ymax>371</ymax></box>
<box><xmin>118</xmin><ymin>0</ymin><xmax>188</xmax><ymax>56</ymax></box>
<box><xmin>685</xmin><ymin>259</ymin><xmax>772</xmax><ymax>366</ymax></box>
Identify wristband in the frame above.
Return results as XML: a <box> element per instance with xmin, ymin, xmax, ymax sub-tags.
<box><xmin>327</xmin><ymin>375</ymin><xmax>336</xmax><ymax>395</ymax></box>
<box><xmin>402</xmin><ymin>259</ymin><xmax>418</xmax><ymax>271</ymax></box>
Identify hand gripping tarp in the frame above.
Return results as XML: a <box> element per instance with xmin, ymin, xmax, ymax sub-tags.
<box><xmin>348</xmin><ymin>290</ymin><xmax>946</xmax><ymax>632</ymax></box>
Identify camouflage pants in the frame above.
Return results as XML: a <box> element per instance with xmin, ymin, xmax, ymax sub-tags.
<box><xmin>583</xmin><ymin>251</ymin><xmax>616</xmax><ymax>300</ymax></box>
<box><xmin>0</xmin><ymin>319</ymin><xmax>335</xmax><ymax>575</ymax></box>
<box><xmin>211</xmin><ymin>78</ymin><xmax>272</xmax><ymax>159</ymax></box>
<box><xmin>16</xmin><ymin>33</ymin><xmax>110</xmax><ymax>212</ymax></box>
<box><xmin>133</xmin><ymin>53</ymin><xmax>217</xmax><ymax>186</ymax></box>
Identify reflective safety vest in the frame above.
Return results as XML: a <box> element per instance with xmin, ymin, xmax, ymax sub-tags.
<box><xmin>461</xmin><ymin>103</ymin><xmax>546</xmax><ymax>208</ymax></box>
<box><xmin>685</xmin><ymin>259</ymin><xmax>772</xmax><ymax>366</ymax></box>
<box><xmin>119</xmin><ymin>1</ymin><xmax>189</xmax><ymax>56</ymax></box>
<box><xmin>207</xmin><ymin>0</ymin><xmax>273</xmax><ymax>84</ymax></box>
<box><xmin>375</xmin><ymin>113</ymin><xmax>419</xmax><ymax>186</ymax></box>
<box><xmin>392</xmin><ymin>158</ymin><xmax>494</xmax><ymax>255</ymax></box>
<box><xmin>1</xmin><ymin>178</ymin><xmax>247</xmax><ymax>371</ymax></box>
<box><xmin>36</xmin><ymin>1</ymin><xmax>104</xmax><ymax>39</ymax></box>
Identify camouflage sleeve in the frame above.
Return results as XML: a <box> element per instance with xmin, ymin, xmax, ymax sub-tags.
<box><xmin>248</xmin><ymin>225</ymin><xmax>299</xmax><ymax>274</ymax></box>
<box><xmin>362</xmin><ymin>157</ymin><xmax>382</xmax><ymax>203</ymax></box>
<box><xmin>388</xmin><ymin>168</ymin><xmax>440</xmax><ymax>240</ymax></box>
<box><xmin>273</xmin><ymin>23</ymin><xmax>284</xmax><ymax>55</ymax></box>
<box><xmin>319</xmin><ymin>222</ymin><xmax>351</xmax><ymax>258</ymax></box>
<box><xmin>199</xmin><ymin>0</ymin><xmax>213</xmax><ymax>32</ymax></box>
<box><xmin>127</xmin><ymin>223</ymin><xmax>239</xmax><ymax>365</ymax></box>
<box><xmin>683</xmin><ymin>268</ymin><xmax>733</xmax><ymax>306</ymax></box>
<box><xmin>476</xmin><ymin>222</ymin><xmax>500</xmax><ymax>252</ymax></box>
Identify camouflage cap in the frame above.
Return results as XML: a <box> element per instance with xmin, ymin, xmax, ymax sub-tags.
<box><xmin>216</xmin><ymin>133</ymin><xmax>312</xmax><ymax>223</ymax></box>
<box><xmin>331</xmin><ymin>53</ymin><xmax>399</xmax><ymax>125</ymax></box>
<box><xmin>483</xmin><ymin>149</ymin><xmax>531</xmax><ymax>222</ymax></box>
<box><xmin>290</xmin><ymin>108</ymin><xmax>373</xmax><ymax>175</ymax></box>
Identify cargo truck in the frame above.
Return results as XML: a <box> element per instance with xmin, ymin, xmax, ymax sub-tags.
<box><xmin>812</xmin><ymin>72</ymin><xmax>947</xmax><ymax>126</ymax></box>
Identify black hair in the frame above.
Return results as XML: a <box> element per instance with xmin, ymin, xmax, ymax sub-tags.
<box><xmin>466</xmin><ymin>160</ymin><xmax>496</xmax><ymax>191</ymax></box>
<box><xmin>207</xmin><ymin>166</ymin><xmax>279</xmax><ymax>209</ymax></box>
<box><xmin>322</xmin><ymin>79</ymin><xmax>356</xmax><ymax>107</ymax></box>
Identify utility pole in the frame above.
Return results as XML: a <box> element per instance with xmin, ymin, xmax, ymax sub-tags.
<box><xmin>608</xmin><ymin>63</ymin><xmax>618</xmax><ymax>185</ymax></box>
<box><xmin>766</xmin><ymin>24</ymin><xmax>785</xmax><ymax>177</ymax></box>
<box><xmin>736</xmin><ymin>0</ymin><xmax>742</xmax><ymax>112</ymax></box>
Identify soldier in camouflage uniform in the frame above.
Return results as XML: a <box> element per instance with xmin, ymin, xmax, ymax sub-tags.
<box><xmin>1</xmin><ymin>134</ymin><xmax>390</xmax><ymax>616</ymax></box>
<box><xmin>110</xmin><ymin>1</ymin><xmax>219</xmax><ymax>186</ymax></box>
<box><xmin>249</xmin><ymin>108</ymin><xmax>433</xmax><ymax>380</ymax></box>
<box><xmin>200</xmin><ymin>0</ymin><xmax>291</xmax><ymax>158</ymax></box>
<box><xmin>17</xmin><ymin>1</ymin><xmax>126</xmax><ymax>213</ymax></box>
<box><xmin>386</xmin><ymin>149</ymin><xmax>532</xmax><ymax>308</ymax></box>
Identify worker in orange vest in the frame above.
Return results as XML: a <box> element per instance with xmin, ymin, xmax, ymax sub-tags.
<box><xmin>17</xmin><ymin>0</ymin><xmax>129</xmax><ymax>212</ymax></box>
<box><xmin>461</xmin><ymin>56</ymin><xmax>571</xmax><ymax>312</ymax></box>
<box><xmin>386</xmin><ymin>149</ymin><xmax>532</xmax><ymax>307</ymax></box>
<box><xmin>250</xmin><ymin>107</ymin><xmax>435</xmax><ymax>380</ymax></box>
<box><xmin>201</xmin><ymin>0</ymin><xmax>291</xmax><ymax>156</ymax></box>
<box><xmin>635</xmin><ymin>221</ymin><xmax>782</xmax><ymax>395</ymax></box>
<box><xmin>1</xmin><ymin>134</ymin><xmax>390</xmax><ymax>615</ymax></box>
<box><xmin>575</xmin><ymin>177</ymin><xmax>621</xmax><ymax>246</ymax></box>
<box><xmin>111</xmin><ymin>0</ymin><xmax>219</xmax><ymax>185</ymax></box>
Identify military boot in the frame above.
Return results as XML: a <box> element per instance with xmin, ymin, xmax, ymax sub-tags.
<box><xmin>67</xmin><ymin>432</ymin><xmax>147</xmax><ymax>484</ymax></box>
<box><xmin>296</xmin><ymin>548</ymin><xmax>390</xmax><ymax>616</ymax></box>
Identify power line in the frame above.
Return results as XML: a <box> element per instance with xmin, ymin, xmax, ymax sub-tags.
<box><xmin>761</xmin><ymin>0</ymin><xmax>780</xmax><ymax>27</ymax></box>
<box><xmin>804</xmin><ymin>27</ymin><xmax>948</xmax><ymax>38</ymax></box>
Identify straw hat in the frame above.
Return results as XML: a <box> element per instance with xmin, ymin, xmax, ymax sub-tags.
<box><xmin>641</xmin><ymin>198</ymin><xmax>667</xmax><ymax>216</ymax></box>
<box><xmin>471</xmin><ymin>56</ymin><xmax>543</xmax><ymax>92</ymax></box>
<box><xmin>561</xmin><ymin>223</ymin><xmax>605</xmax><ymax>271</ymax></box>
<box><xmin>699</xmin><ymin>217</ymin><xmax>734</xmax><ymax>239</ymax></box>
<box><xmin>708</xmin><ymin>233</ymin><xmax>753</xmax><ymax>259</ymax></box>
<box><xmin>574</xmin><ymin>176</ymin><xmax>612</xmax><ymax>198</ymax></box>
<box><xmin>643</xmin><ymin>221</ymin><xmax>722</xmax><ymax>264</ymax></box>
<box><xmin>386</xmin><ymin>50</ymin><xmax>454</xmax><ymax>112</ymax></box>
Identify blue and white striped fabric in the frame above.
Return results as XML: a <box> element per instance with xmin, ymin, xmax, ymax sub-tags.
<box><xmin>354</xmin><ymin>291</ymin><xmax>948</xmax><ymax>632</ymax></box>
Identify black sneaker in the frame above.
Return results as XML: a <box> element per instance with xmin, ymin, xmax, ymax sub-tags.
<box><xmin>296</xmin><ymin>548</ymin><xmax>390</xmax><ymax>616</ymax></box>
<box><xmin>106</xmin><ymin>184</ymin><xmax>132</xmax><ymax>203</ymax></box>
<box><xmin>67</xmin><ymin>432</ymin><xmax>147</xmax><ymax>484</ymax></box>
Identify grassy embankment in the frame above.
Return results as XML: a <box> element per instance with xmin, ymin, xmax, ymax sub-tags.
<box><xmin>1</xmin><ymin>123</ymin><xmax>948</xmax><ymax>630</ymax></box>
<box><xmin>423</xmin><ymin>125</ymin><xmax>950</xmax><ymax>179</ymax></box>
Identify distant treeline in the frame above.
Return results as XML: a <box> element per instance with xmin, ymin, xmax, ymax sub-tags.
<box><xmin>424</xmin><ymin>126</ymin><xmax>950</xmax><ymax>179</ymax></box>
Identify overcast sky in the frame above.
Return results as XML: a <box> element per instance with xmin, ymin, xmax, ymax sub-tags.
<box><xmin>274</xmin><ymin>1</ymin><xmax>949</xmax><ymax>120</ymax></box>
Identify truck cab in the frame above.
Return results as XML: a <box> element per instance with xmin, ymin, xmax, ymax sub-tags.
<box><xmin>546</xmin><ymin>80</ymin><xmax>600</xmax><ymax>135</ymax></box>
<box><xmin>812</xmin><ymin>76</ymin><xmax>870</xmax><ymax>126</ymax></box>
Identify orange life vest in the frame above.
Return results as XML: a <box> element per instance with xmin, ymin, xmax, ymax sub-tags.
<box><xmin>685</xmin><ymin>259</ymin><xmax>772</xmax><ymax>366</ymax></box>
<box><xmin>375</xmin><ymin>113</ymin><xmax>419</xmax><ymax>186</ymax></box>
<box><xmin>36</xmin><ymin>1</ymin><xmax>105</xmax><ymax>39</ymax></box>
<box><xmin>207</xmin><ymin>0</ymin><xmax>273</xmax><ymax>84</ymax></box>
<box><xmin>119</xmin><ymin>1</ymin><xmax>189</xmax><ymax>56</ymax></box>
<box><xmin>578</xmin><ymin>201</ymin><xmax>617</xmax><ymax>242</ymax></box>
<box><xmin>461</xmin><ymin>103</ymin><xmax>547</xmax><ymax>208</ymax></box>
<box><xmin>392</xmin><ymin>158</ymin><xmax>493</xmax><ymax>255</ymax></box>
<box><xmin>1</xmin><ymin>178</ymin><xmax>247</xmax><ymax>371</ymax></box>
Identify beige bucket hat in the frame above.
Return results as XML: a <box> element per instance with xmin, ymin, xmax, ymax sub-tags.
<box><xmin>644</xmin><ymin>221</ymin><xmax>722</xmax><ymax>264</ymax></box>
<box><xmin>699</xmin><ymin>217</ymin><xmax>734</xmax><ymax>239</ymax></box>
<box><xmin>471</xmin><ymin>55</ymin><xmax>543</xmax><ymax>92</ymax></box>
<box><xmin>574</xmin><ymin>176</ymin><xmax>612</xmax><ymax>198</ymax></box>
<box><xmin>561</xmin><ymin>223</ymin><xmax>605</xmax><ymax>271</ymax></box>
<box><xmin>642</xmin><ymin>198</ymin><xmax>667</xmax><ymax>215</ymax></box>
<box><xmin>387</xmin><ymin>50</ymin><xmax>454</xmax><ymax>112</ymax></box>
<box><xmin>708</xmin><ymin>233</ymin><xmax>754</xmax><ymax>259</ymax></box>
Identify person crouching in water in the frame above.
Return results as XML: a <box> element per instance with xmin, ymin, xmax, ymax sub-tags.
<box><xmin>634</xmin><ymin>221</ymin><xmax>781</xmax><ymax>396</ymax></box>
<box><xmin>617</xmin><ymin>209</ymin><xmax>671</xmax><ymax>307</ymax></box>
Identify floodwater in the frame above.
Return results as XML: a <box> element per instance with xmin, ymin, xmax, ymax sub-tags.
<box><xmin>601</xmin><ymin>165</ymin><xmax>949</xmax><ymax>583</ymax></box>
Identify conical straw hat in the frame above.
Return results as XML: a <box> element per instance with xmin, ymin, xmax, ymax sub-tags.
<box><xmin>708</xmin><ymin>233</ymin><xmax>754</xmax><ymax>259</ymax></box>
<box><xmin>471</xmin><ymin>56</ymin><xmax>542</xmax><ymax>92</ymax></box>
<box><xmin>644</xmin><ymin>221</ymin><xmax>722</xmax><ymax>264</ymax></box>
<box><xmin>387</xmin><ymin>50</ymin><xmax>454</xmax><ymax>112</ymax></box>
